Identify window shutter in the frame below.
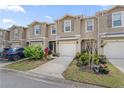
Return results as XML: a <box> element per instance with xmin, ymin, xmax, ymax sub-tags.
<box><xmin>107</xmin><ymin>14</ymin><xmax>112</xmax><ymax>28</ymax></box>
<box><xmin>62</xmin><ymin>21</ymin><xmax>64</xmax><ymax>32</ymax></box>
<box><xmin>39</xmin><ymin>25</ymin><xmax>41</xmax><ymax>34</ymax></box>
<box><xmin>71</xmin><ymin>20</ymin><xmax>74</xmax><ymax>31</ymax></box>
<box><xmin>122</xmin><ymin>12</ymin><xmax>124</xmax><ymax>27</ymax></box>
<box><xmin>32</xmin><ymin>27</ymin><xmax>35</xmax><ymax>35</ymax></box>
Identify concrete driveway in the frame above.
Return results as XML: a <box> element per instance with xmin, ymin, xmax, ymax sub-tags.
<box><xmin>109</xmin><ymin>59</ymin><xmax>124</xmax><ymax>73</ymax></box>
<box><xmin>29</xmin><ymin>57</ymin><xmax>73</xmax><ymax>78</ymax></box>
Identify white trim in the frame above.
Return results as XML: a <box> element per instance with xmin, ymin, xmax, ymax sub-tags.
<box><xmin>101</xmin><ymin>34</ymin><xmax>124</xmax><ymax>38</ymax></box>
<box><xmin>85</xmin><ymin>19</ymin><xmax>94</xmax><ymax>32</ymax></box>
<box><xmin>51</xmin><ymin>25</ymin><xmax>57</xmax><ymax>35</ymax></box>
<box><xmin>112</xmin><ymin>11</ymin><xmax>124</xmax><ymax>28</ymax></box>
<box><xmin>64</xmin><ymin>20</ymin><xmax>72</xmax><ymax>32</ymax></box>
<box><xmin>56</xmin><ymin>35</ymin><xmax>80</xmax><ymax>40</ymax></box>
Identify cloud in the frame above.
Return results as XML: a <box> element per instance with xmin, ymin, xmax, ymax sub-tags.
<box><xmin>2</xmin><ymin>18</ymin><xmax>16</xmax><ymax>24</ymax></box>
<box><xmin>2</xmin><ymin>18</ymin><xmax>17</xmax><ymax>28</ymax></box>
<box><xmin>45</xmin><ymin>16</ymin><xmax>53</xmax><ymax>20</ymax></box>
<box><xmin>0</xmin><ymin>5</ymin><xmax>25</xmax><ymax>13</ymax></box>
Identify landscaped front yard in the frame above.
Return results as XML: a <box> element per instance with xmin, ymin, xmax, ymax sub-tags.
<box><xmin>5</xmin><ymin>57</ymin><xmax>54</xmax><ymax>71</ymax></box>
<box><xmin>63</xmin><ymin>60</ymin><xmax>124</xmax><ymax>88</ymax></box>
<box><xmin>5</xmin><ymin>59</ymin><xmax>46</xmax><ymax>71</ymax></box>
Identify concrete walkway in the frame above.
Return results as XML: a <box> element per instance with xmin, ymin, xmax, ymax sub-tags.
<box><xmin>28</xmin><ymin>57</ymin><xmax>73</xmax><ymax>78</ymax></box>
<box><xmin>109</xmin><ymin>59</ymin><xmax>124</xmax><ymax>73</ymax></box>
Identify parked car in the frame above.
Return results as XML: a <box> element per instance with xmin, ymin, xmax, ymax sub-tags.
<box><xmin>0</xmin><ymin>49</ymin><xmax>3</xmax><ymax>57</ymax></box>
<box><xmin>3</xmin><ymin>48</ymin><xmax>25</xmax><ymax>61</ymax></box>
<box><xmin>2</xmin><ymin>48</ymin><xmax>11</xmax><ymax>58</ymax></box>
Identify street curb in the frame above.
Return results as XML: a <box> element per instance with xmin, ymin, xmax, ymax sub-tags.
<box><xmin>0</xmin><ymin>68</ymin><xmax>101</xmax><ymax>88</ymax></box>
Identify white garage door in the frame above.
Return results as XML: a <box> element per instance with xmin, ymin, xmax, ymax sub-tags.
<box><xmin>59</xmin><ymin>41</ymin><xmax>76</xmax><ymax>57</ymax></box>
<box><xmin>12</xmin><ymin>43</ymin><xmax>21</xmax><ymax>48</ymax></box>
<box><xmin>31</xmin><ymin>42</ymin><xmax>43</xmax><ymax>46</ymax></box>
<box><xmin>104</xmin><ymin>41</ymin><xmax>124</xmax><ymax>59</ymax></box>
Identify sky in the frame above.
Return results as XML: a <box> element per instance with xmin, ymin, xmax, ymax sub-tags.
<box><xmin>0</xmin><ymin>5</ymin><xmax>112</xmax><ymax>29</ymax></box>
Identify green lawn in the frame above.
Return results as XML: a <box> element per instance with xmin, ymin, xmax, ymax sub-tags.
<box><xmin>63</xmin><ymin>60</ymin><xmax>124</xmax><ymax>88</ymax></box>
<box><xmin>5</xmin><ymin>59</ymin><xmax>47</xmax><ymax>71</ymax></box>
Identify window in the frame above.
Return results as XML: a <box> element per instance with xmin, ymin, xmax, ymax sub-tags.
<box><xmin>34</xmin><ymin>25</ymin><xmax>41</xmax><ymax>35</ymax></box>
<box><xmin>112</xmin><ymin>12</ymin><xmax>122</xmax><ymax>27</ymax></box>
<box><xmin>51</xmin><ymin>25</ymin><xmax>56</xmax><ymax>35</ymax></box>
<box><xmin>14</xmin><ymin>29</ymin><xmax>19</xmax><ymax>39</ymax></box>
<box><xmin>86</xmin><ymin>19</ymin><xmax>94</xmax><ymax>32</ymax></box>
<box><xmin>64</xmin><ymin>20</ymin><xmax>71</xmax><ymax>32</ymax></box>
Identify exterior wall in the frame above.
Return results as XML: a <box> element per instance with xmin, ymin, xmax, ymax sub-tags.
<box><xmin>56</xmin><ymin>16</ymin><xmax>81</xmax><ymax>37</ymax></box>
<box><xmin>27</xmin><ymin>22</ymin><xmax>49</xmax><ymax>49</ymax></box>
<box><xmin>47</xmin><ymin>24</ymin><xmax>57</xmax><ymax>41</ymax></box>
<box><xmin>98</xmin><ymin>6</ymin><xmax>124</xmax><ymax>54</ymax></box>
<box><xmin>99</xmin><ymin>7</ymin><xmax>124</xmax><ymax>34</ymax></box>
<box><xmin>9</xmin><ymin>26</ymin><xmax>27</xmax><ymax>47</ymax></box>
<box><xmin>80</xmin><ymin>17</ymin><xmax>98</xmax><ymax>40</ymax></box>
<box><xmin>0</xmin><ymin>29</ymin><xmax>10</xmax><ymax>48</ymax></box>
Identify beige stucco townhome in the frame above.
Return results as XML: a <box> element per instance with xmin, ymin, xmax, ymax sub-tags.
<box><xmin>97</xmin><ymin>6</ymin><xmax>124</xmax><ymax>59</ymax></box>
<box><xmin>8</xmin><ymin>25</ymin><xmax>27</xmax><ymax>48</ymax></box>
<box><xmin>0</xmin><ymin>28</ymin><xmax>10</xmax><ymax>48</ymax></box>
<box><xmin>26</xmin><ymin>21</ymin><xmax>48</xmax><ymax>49</ymax></box>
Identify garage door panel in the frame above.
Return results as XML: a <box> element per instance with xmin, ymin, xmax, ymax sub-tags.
<box><xmin>104</xmin><ymin>41</ymin><xmax>124</xmax><ymax>59</ymax></box>
<box><xmin>59</xmin><ymin>41</ymin><xmax>76</xmax><ymax>57</ymax></box>
<box><xmin>31</xmin><ymin>42</ymin><xmax>43</xmax><ymax>46</ymax></box>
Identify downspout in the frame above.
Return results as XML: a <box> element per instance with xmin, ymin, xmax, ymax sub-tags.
<box><xmin>97</xmin><ymin>13</ymin><xmax>100</xmax><ymax>55</ymax></box>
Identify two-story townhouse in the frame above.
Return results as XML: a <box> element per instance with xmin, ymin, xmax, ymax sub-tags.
<box><xmin>27</xmin><ymin>21</ymin><xmax>48</xmax><ymax>49</ymax></box>
<box><xmin>9</xmin><ymin>25</ymin><xmax>27</xmax><ymax>48</ymax></box>
<box><xmin>55</xmin><ymin>14</ymin><xmax>81</xmax><ymax>56</ymax></box>
<box><xmin>47</xmin><ymin>23</ymin><xmax>57</xmax><ymax>54</ymax></box>
<box><xmin>80</xmin><ymin>16</ymin><xmax>98</xmax><ymax>53</ymax></box>
<box><xmin>0</xmin><ymin>28</ymin><xmax>10</xmax><ymax>48</ymax></box>
<box><xmin>98</xmin><ymin>6</ymin><xmax>124</xmax><ymax>59</ymax></box>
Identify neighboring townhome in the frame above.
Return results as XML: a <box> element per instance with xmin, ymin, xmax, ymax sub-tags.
<box><xmin>0</xmin><ymin>28</ymin><xmax>10</xmax><ymax>48</ymax></box>
<box><xmin>55</xmin><ymin>14</ymin><xmax>81</xmax><ymax>56</ymax></box>
<box><xmin>98</xmin><ymin>6</ymin><xmax>124</xmax><ymax>59</ymax></box>
<box><xmin>27</xmin><ymin>21</ymin><xmax>48</xmax><ymax>49</ymax></box>
<box><xmin>80</xmin><ymin>16</ymin><xmax>98</xmax><ymax>53</ymax></box>
<box><xmin>9</xmin><ymin>25</ymin><xmax>27</xmax><ymax>48</ymax></box>
<box><xmin>48</xmin><ymin>23</ymin><xmax>57</xmax><ymax>54</ymax></box>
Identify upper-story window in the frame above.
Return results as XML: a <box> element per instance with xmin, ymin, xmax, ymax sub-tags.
<box><xmin>64</xmin><ymin>20</ymin><xmax>71</xmax><ymax>32</ymax></box>
<box><xmin>34</xmin><ymin>25</ymin><xmax>41</xmax><ymax>35</ymax></box>
<box><xmin>14</xmin><ymin>29</ymin><xmax>19</xmax><ymax>39</ymax></box>
<box><xmin>51</xmin><ymin>25</ymin><xmax>56</xmax><ymax>35</ymax></box>
<box><xmin>86</xmin><ymin>19</ymin><xmax>94</xmax><ymax>32</ymax></box>
<box><xmin>112</xmin><ymin>12</ymin><xmax>123</xmax><ymax>28</ymax></box>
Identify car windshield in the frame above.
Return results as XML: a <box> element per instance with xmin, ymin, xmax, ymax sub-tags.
<box><xmin>8</xmin><ymin>48</ymin><xmax>17</xmax><ymax>53</ymax></box>
<box><xmin>3</xmin><ymin>48</ymin><xmax>10</xmax><ymax>52</ymax></box>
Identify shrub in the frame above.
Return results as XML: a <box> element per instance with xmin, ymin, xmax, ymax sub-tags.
<box><xmin>93</xmin><ymin>53</ymin><xmax>100</xmax><ymax>65</ymax></box>
<box><xmin>24</xmin><ymin>45</ymin><xmax>44</xmax><ymax>60</ymax></box>
<box><xmin>75</xmin><ymin>52</ymin><xmax>81</xmax><ymax>59</ymax></box>
<box><xmin>99</xmin><ymin>55</ymin><xmax>108</xmax><ymax>64</ymax></box>
<box><xmin>99</xmin><ymin>66</ymin><xmax>109</xmax><ymax>74</ymax></box>
<box><xmin>78</xmin><ymin>52</ymin><xmax>89</xmax><ymax>66</ymax></box>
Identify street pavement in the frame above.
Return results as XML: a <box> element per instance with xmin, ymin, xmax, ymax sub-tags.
<box><xmin>0</xmin><ymin>69</ymin><xmax>100</xmax><ymax>88</ymax></box>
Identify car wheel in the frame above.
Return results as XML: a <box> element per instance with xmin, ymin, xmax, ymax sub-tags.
<box><xmin>13</xmin><ymin>55</ymin><xmax>20</xmax><ymax>61</ymax></box>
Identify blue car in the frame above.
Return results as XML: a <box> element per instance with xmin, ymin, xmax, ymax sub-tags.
<box><xmin>4</xmin><ymin>48</ymin><xmax>25</xmax><ymax>61</ymax></box>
